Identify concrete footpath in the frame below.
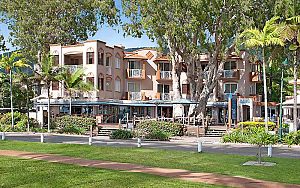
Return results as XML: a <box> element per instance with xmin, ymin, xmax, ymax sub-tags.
<box><xmin>0</xmin><ymin>150</ymin><xmax>299</xmax><ymax>188</ymax></box>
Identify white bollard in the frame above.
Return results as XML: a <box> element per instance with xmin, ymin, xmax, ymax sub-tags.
<box><xmin>1</xmin><ymin>132</ymin><xmax>5</xmax><ymax>140</ymax></box>
<box><xmin>89</xmin><ymin>136</ymin><xmax>92</xmax><ymax>146</ymax></box>
<box><xmin>197</xmin><ymin>140</ymin><xmax>202</xmax><ymax>153</ymax></box>
<box><xmin>137</xmin><ymin>137</ymin><xmax>142</xmax><ymax>148</ymax></box>
<box><xmin>267</xmin><ymin>145</ymin><xmax>272</xmax><ymax>157</ymax></box>
<box><xmin>40</xmin><ymin>133</ymin><xmax>44</xmax><ymax>143</ymax></box>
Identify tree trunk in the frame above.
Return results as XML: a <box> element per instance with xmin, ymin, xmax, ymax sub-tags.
<box><xmin>258</xmin><ymin>145</ymin><xmax>262</xmax><ymax>164</ymax></box>
<box><xmin>47</xmin><ymin>87</ymin><xmax>50</xmax><ymax>133</ymax></box>
<box><xmin>262</xmin><ymin>48</ymin><xmax>269</xmax><ymax>132</ymax></box>
<box><xmin>293</xmin><ymin>50</ymin><xmax>298</xmax><ymax>132</ymax></box>
<box><xmin>10</xmin><ymin>69</ymin><xmax>14</xmax><ymax>129</ymax></box>
<box><xmin>69</xmin><ymin>91</ymin><xmax>72</xmax><ymax>115</ymax></box>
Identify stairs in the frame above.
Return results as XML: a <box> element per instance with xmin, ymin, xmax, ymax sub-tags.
<box><xmin>205</xmin><ymin>128</ymin><xmax>227</xmax><ymax>137</ymax></box>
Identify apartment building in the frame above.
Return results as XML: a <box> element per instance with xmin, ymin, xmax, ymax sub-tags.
<box><xmin>34</xmin><ymin>40</ymin><xmax>277</xmax><ymax>127</ymax></box>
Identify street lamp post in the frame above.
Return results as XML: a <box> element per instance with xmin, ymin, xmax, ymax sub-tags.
<box><xmin>279</xmin><ymin>59</ymin><xmax>288</xmax><ymax>141</ymax></box>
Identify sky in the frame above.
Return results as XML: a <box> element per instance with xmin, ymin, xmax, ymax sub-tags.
<box><xmin>0</xmin><ymin>0</ymin><xmax>157</xmax><ymax>52</ymax></box>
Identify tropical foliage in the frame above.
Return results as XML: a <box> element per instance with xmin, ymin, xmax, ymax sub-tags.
<box><xmin>110</xmin><ymin>129</ymin><xmax>133</xmax><ymax>140</ymax></box>
<box><xmin>0</xmin><ymin>112</ymin><xmax>39</xmax><ymax>132</ymax></box>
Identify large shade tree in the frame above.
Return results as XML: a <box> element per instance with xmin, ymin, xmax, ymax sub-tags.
<box><xmin>0</xmin><ymin>0</ymin><xmax>119</xmax><ymax>58</ymax></box>
<box><xmin>122</xmin><ymin>0</ymin><xmax>276</xmax><ymax>120</ymax></box>
<box><xmin>56</xmin><ymin>67</ymin><xmax>94</xmax><ymax>115</ymax></box>
<box><xmin>0</xmin><ymin>51</ymin><xmax>30</xmax><ymax>128</ymax></box>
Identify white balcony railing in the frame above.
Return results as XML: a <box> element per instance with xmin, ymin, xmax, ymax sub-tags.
<box><xmin>129</xmin><ymin>92</ymin><xmax>141</xmax><ymax>100</ymax></box>
<box><xmin>66</xmin><ymin>65</ymin><xmax>79</xmax><ymax>73</ymax></box>
<box><xmin>223</xmin><ymin>70</ymin><xmax>238</xmax><ymax>78</ymax></box>
<box><xmin>106</xmin><ymin>66</ymin><xmax>112</xmax><ymax>75</ymax></box>
<box><xmin>160</xmin><ymin>71</ymin><xmax>172</xmax><ymax>79</ymax></box>
<box><xmin>161</xmin><ymin>93</ymin><xmax>172</xmax><ymax>100</ymax></box>
<box><xmin>128</xmin><ymin>69</ymin><xmax>142</xmax><ymax>78</ymax></box>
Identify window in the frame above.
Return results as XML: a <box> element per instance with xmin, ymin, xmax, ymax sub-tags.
<box><xmin>182</xmin><ymin>84</ymin><xmax>190</xmax><ymax>94</ymax></box>
<box><xmin>158</xmin><ymin>62</ymin><xmax>170</xmax><ymax>71</ymax></box>
<box><xmin>52</xmin><ymin>81</ymin><xmax>59</xmax><ymax>90</ymax></box>
<box><xmin>98</xmin><ymin>52</ymin><xmax>104</xmax><ymax>65</ymax></box>
<box><xmin>157</xmin><ymin>84</ymin><xmax>170</xmax><ymax>93</ymax></box>
<box><xmin>115</xmin><ymin>77</ymin><xmax>121</xmax><ymax>92</ymax></box>
<box><xmin>70</xmin><ymin>58</ymin><xmax>79</xmax><ymax>65</ymax></box>
<box><xmin>53</xmin><ymin>55</ymin><xmax>59</xmax><ymax>66</ymax></box>
<box><xmin>115</xmin><ymin>57</ymin><xmax>121</xmax><ymax>69</ymax></box>
<box><xmin>106</xmin><ymin>56</ymin><xmax>110</xmax><ymax>66</ymax></box>
<box><xmin>87</xmin><ymin>77</ymin><xmax>94</xmax><ymax>86</ymax></box>
<box><xmin>98</xmin><ymin>77</ymin><xmax>104</xmax><ymax>90</ymax></box>
<box><xmin>106</xmin><ymin>78</ymin><xmax>112</xmax><ymax>91</ymax></box>
<box><xmin>129</xmin><ymin>61</ymin><xmax>141</xmax><ymax>69</ymax></box>
<box><xmin>224</xmin><ymin>83</ymin><xmax>237</xmax><ymax>93</ymax></box>
<box><xmin>87</xmin><ymin>52</ymin><xmax>94</xmax><ymax>64</ymax></box>
<box><xmin>128</xmin><ymin>82</ymin><xmax>140</xmax><ymax>92</ymax></box>
<box><xmin>224</xmin><ymin>61</ymin><xmax>237</xmax><ymax>70</ymax></box>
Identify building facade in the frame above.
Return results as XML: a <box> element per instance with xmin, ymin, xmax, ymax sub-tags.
<box><xmin>34</xmin><ymin>40</ymin><xmax>277</xmax><ymax>128</ymax></box>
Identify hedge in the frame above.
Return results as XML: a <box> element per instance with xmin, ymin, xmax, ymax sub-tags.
<box><xmin>110</xmin><ymin>129</ymin><xmax>133</xmax><ymax>139</ymax></box>
<box><xmin>53</xmin><ymin>115</ymin><xmax>96</xmax><ymax>135</ymax></box>
<box><xmin>237</xmin><ymin>121</ymin><xmax>276</xmax><ymax>131</ymax></box>
<box><xmin>135</xmin><ymin>120</ymin><xmax>183</xmax><ymax>141</ymax></box>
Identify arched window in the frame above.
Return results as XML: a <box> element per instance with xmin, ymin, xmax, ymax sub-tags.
<box><xmin>52</xmin><ymin>50</ymin><xmax>59</xmax><ymax>66</ymax></box>
<box><xmin>115</xmin><ymin>53</ymin><xmax>121</xmax><ymax>69</ymax></box>
<box><xmin>98</xmin><ymin>48</ymin><xmax>104</xmax><ymax>65</ymax></box>
<box><xmin>115</xmin><ymin>77</ymin><xmax>121</xmax><ymax>92</ymax></box>
<box><xmin>98</xmin><ymin>73</ymin><xmax>104</xmax><ymax>91</ymax></box>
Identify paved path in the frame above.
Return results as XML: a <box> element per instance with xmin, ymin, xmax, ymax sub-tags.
<box><xmin>3</xmin><ymin>133</ymin><xmax>300</xmax><ymax>158</ymax></box>
<box><xmin>0</xmin><ymin>150</ymin><xmax>299</xmax><ymax>188</ymax></box>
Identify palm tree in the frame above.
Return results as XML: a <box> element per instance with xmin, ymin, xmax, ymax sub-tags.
<box><xmin>0</xmin><ymin>51</ymin><xmax>31</xmax><ymax>129</ymax></box>
<box><xmin>239</xmin><ymin>16</ymin><xmax>284</xmax><ymax>132</ymax></box>
<box><xmin>35</xmin><ymin>55</ymin><xmax>60</xmax><ymax>132</ymax></box>
<box><xmin>56</xmin><ymin>67</ymin><xmax>93</xmax><ymax>115</ymax></box>
<box><xmin>280</xmin><ymin>16</ymin><xmax>300</xmax><ymax>132</ymax></box>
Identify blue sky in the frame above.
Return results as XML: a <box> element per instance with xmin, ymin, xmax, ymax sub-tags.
<box><xmin>0</xmin><ymin>0</ymin><xmax>157</xmax><ymax>52</ymax></box>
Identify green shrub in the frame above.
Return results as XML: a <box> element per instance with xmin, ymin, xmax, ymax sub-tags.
<box><xmin>0</xmin><ymin>112</ymin><xmax>40</xmax><ymax>132</ymax></box>
<box><xmin>145</xmin><ymin>130</ymin><xmax>171</xmax><ymax>141</ymax></box>
<box><xmin>110</xmin><ymin>129</ymin><xmax>133</xmax><ymax>139</ymax></box>
<box><xmin>238</xmin><ymin>121</ymin><xmax>276</xmax><ymax>131</ymax></box>
<box><xmin>53</xmin><ymin>115</ymin><xmax>96</xmax><ymax>135</ymax></box>
<box><xmin>136</xmin><ymin>120</ymin><xmax>183</xmax><ymax>137</ymax></box>
<box><xmin>222</xmin><ymin>130</ymin><xmax>247</xmax><ymax>143</ymax></box>
<box><xmin>283</xmin><ymin>131</ymin><xmax>300</xmax><ymax>146</ymax></box>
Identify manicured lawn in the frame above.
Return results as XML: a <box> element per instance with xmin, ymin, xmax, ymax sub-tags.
<box><xmin>0</xmin><ymin>141</ymin><xmax>299</xmax><ymax>185</ymax></box>
<box><xmin>0</xmin><ymin>156</ymin><xmax>223</xmax><ymax>188</ymax></box>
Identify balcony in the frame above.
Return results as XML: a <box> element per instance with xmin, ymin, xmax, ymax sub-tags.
<box><xmin>156</xmin><ymin>93</ymin><xmax>172</xmax><ymax>101</ymax></box>
<box><xmin>65</xmin><ymin>65</ymin><xmax>80</xmax><ymax>73</ymax></box>
<box><xmin>249</xmin><ymin>72</ymin><xmax>262</xmax><ymax>83</ymax></box>
<box><xmin>128</xmin><ymin>91</ymin><xmax>142</xmax><ymax>100</ymax></box>
<box><xmin>127</xmin><ymin>69</ymin><xmax>145</xmax><ymax>79</ymax></box>
<box><xmin>220</xmin><ymin>70</ymin><xmax>240</xmax><ymax>81</ymax></box>
<box><xmin>156</xmin><ymin>70</ymin><xmax>172</xmax><ymax>81</ymax></box>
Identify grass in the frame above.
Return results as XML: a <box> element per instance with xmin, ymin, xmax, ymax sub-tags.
<box><xmin>0</xmin><ymin>141</ymin><xmax>300</xmax><ymax>185</ymax></box>
<box><xmin>0</xmin><ymin>156</ymin><xmax>223</xmax><ymax>188</ymax></box>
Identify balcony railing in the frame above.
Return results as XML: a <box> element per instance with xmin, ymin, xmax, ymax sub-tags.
<box><xmin>65</xmin><ymin>65</ymin><xmax>79</xmax><ymax>73</ymax></box>
<box><xmin>127</xmin><ymin>69</ymin><xmax>145</xmax><ymax>79</ymax></box>
<box><xmin>128</xmin><ymin>92</ymin><xmax>142</xmax><ymax>100</ymax></box>
<box><xmin>156</xmin><ymin>92</ymin><xmax>172</xmax><ymax>101</ymax></box>
<box><xmin>220</xmin><ymin>70</ymin><xmax>240</xmax><ymax>80</ymax></box>
<box><xmin>160</xmin><ymin>71</ymin><xmax>172</xmax><ymax>80</ymax></box>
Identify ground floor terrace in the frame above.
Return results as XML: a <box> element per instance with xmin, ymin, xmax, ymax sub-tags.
<box><xmin>34</xmin><ymin>97</ymin><xmax>278</xmax><ymax>133</ymax></box>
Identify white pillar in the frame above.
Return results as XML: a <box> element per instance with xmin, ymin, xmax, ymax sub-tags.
<box><xmin>40</xmin><ymin>133</ymin><xmax>44</xmax><ymax>143</ymax></box>
<box><xmin>89</xmin><ymin>136</ymin><xmax>92</xmax><ymax>146</ymax></box>
<box><xmin>1</xmin><ymin>132</ymin><xmax>5</xmax><ymax>140</ymax></box>
<box><xmin>267</xmin><ymin>145</ymin><xmax>272</xmax><ymax>157</ymax></box>
<box><xmin>197</xmin><ymin>140</ymin><xmax>202</xmax><ymax>153</ymax></box>
<box><xmin>137</xmin><ymin>137</ymin><xmax>142</xmax><ymax>148</ymax></box>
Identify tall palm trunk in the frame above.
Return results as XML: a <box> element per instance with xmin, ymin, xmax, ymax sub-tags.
<box><xmin>69</xmin><ymin>91</ymin><xmax>72</xmax><ymax>115</ymax></box>
<box><xmin>47</xmin><ymin>87</ymin><xmax>50</xmax><ymax>132</ymax></box>
<box><xmin>262</xmin><ymin>48</ymin><xmax>268</xmax><ymax>132</ymax></box>
<box><xmin>293</xmin><ymin>51</ymin><xmax>298</xmax><ymax>132</ymax></box>
<box><xmin>26</xmin><ymin>87</ymin><xmax>30</xmax><ymax>132</ymax></box>
<box><xmin>9</xmin><ymin>69</ymin><xmax>14</xmax><ymax>129</ymax></box>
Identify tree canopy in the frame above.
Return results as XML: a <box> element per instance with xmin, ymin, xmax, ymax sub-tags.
<box><xmin>0</xmin><ymin>0</ymin><xmax>119</xmax><ymax>58</ymax></box>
